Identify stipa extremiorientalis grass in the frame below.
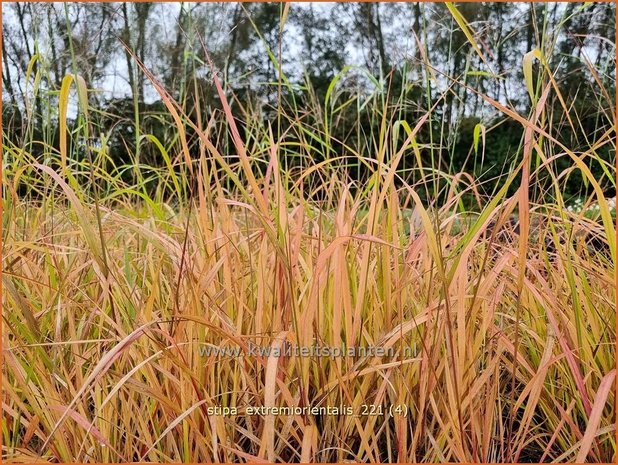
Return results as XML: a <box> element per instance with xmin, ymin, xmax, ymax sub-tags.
<box><xmin>2</xmin><ymin>4</ymin><xmax>615</xmax><ymax>463</ymax></box>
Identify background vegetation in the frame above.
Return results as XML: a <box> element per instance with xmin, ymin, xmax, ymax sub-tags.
<box><xmin>2</xmin><ymin>2</ymin><xmax>616</xmax><ymax>201</ymax></box>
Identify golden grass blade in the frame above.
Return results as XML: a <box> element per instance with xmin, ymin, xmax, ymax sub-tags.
<box><xmin>258</xmin><ymin>331</ymin><xmax>289</xmax><ymax>462</ymax></box>
<box><xmin>446</xmin><ymin>3</ymin><xmax>488</xmax><ymax>68</ymax></box>
<box><xmin>58</xmin><ymin>74</ymin><xmax>89</xmax><ymax>173</ymax></box>
<box><xmin>300</xmin><ymin>423</ymin><xmax>316</xmax><ymax>463</ymax></box>
<box><xmin>523</xmin><ymin>49</ymin><xmax>542</xmax><ymax>103</ymax></box>
<box><xmin>575</xmin><ymin>369</ymin><xmax>616</xmax><ymax>463</ymax></box>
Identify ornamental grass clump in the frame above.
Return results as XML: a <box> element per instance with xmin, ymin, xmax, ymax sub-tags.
<box><xmin>2</xmin><ymin>4</ymin><xmax>615</xmax><ymax>463</ymax></box>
